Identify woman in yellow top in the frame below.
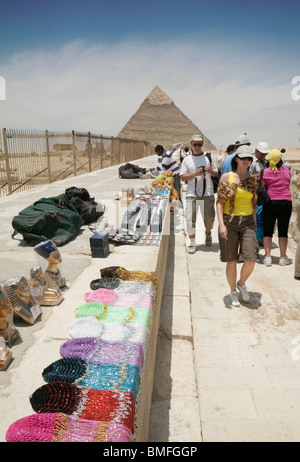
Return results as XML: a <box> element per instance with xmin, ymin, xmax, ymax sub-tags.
<box><xmin>216</xmin><ymin>145</ymin><xmax>258</xmax><ymax>307</ymax></box>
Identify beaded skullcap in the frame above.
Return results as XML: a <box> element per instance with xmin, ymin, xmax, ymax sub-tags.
<box><xmin>30</xmin><ymin>381</ymin><xmax>81</xmax><ymax>415</ymax></box>
<box><xmin>89</xmin><ymin>278</ymin><xmax>157</xmax><ymax>301</ymax></box>
<box><xmin>75</xmin><ymin>302</ymin><xmax>151</xmax><ymax>328</ymax></box>
<box><xmin>84</xmin><ymin>291</ymin><xmax>153</xmax><ymax>314</ymax></box>
<box><xmin>42</xmin><ymin>358</ymin><xmax>141</xmax><ymax>400</ymax></box>
<box><xmin>68</xmin><ymin>316</ymin><xmax>104</xmax><ymax>338</ymax></box>
<box><xmin>60</xmin><ymin>337</ymin><xmax>144</xmax><ymax>371</ymax></box>
<box><xmin>83</xmin><ymin>288</ymin><xmax>116</xmax><ymax>305</ymax></box>
<box><xmin>68</xmin><ymin>319</ymin><xmax>149</xmax><ymax>352</ymax></box>
<box><xmin>30</xmin><ymin>382</ymin><xmax>136</xmax><ymax>434</ymax></box>
<box><xmin>100</xmin><ymin>266</ymin><xmax>158</xmax><ymax>291</ymax></box>
<box><xmin>6</xmin><ymin>413</ymin><xmax>134</xmax><ymax>442</ymax></box>
<box><xmin>42</xmin><ymin>357</ymin><xmax>88</xmax><ymax>383</ymax></box>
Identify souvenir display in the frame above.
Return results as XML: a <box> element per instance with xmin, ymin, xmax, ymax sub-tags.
<box><xmin>3</xmin><ymin>276</ymin><xmax>42</xmax><ymax>325</ymax></box>
<box><xmin>29</xmin><ymin>267</ymin><xmax>64</xmax><ymax>306</ymax></box>
<box><xmin>34</xmin><ymin>240</ymin><xmax>66</xmax><ymax>289</ymax></box>
<box><xmin>88</xmin><ymin>185</ymin><xmax>169</xmax><ymax>246</ymax></box>
<box><xmin>0</xmin><ymin>284</ymin><xmax>19</xmax><ymax>345</ymax></box>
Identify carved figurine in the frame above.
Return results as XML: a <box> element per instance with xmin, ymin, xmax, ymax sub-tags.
<box><xmin>3</xmin><ymin>276</ymin><xmax>42</xmax><ymax>325</ymax></box>
<box><xmin>29</xmin><ymin>266</ymin><xmax>64</xmax><ymax>306</ymax></box>
<box><xmin>34</xmin><ymin>240</ymin><xmax>66</xmax><ymax>289</ymax></box>
<box><xmin>0</xmin><ymin>284</ymin><xmax>19</xmax><ymax>345</ymax></box>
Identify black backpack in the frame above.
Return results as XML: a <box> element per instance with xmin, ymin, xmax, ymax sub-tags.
<box><xmin>65</xmin><ymin>187</ymin><xmax>103</xmax><ymax>225</ymax></box>
<box><xmin>206</xmin><ymin>152</ymin><xmax>221</xmax><ymax>194</ymax></box>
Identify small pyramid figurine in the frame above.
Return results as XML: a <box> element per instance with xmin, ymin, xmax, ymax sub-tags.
<box><xmin>29</xmin><ymin>267</ymin><xmax>64</xmax><ymax>306</ymax></box>
<box><xmin>0</xmin><ymin>284</ymin><xmax>19</xmax><ymax>346</ymax></box>
<box><xmin>34</xmin><ymin>240</ymin><xmax>66</xmax><ymax>289</ymax></box>
<box><xmin>3</xmin><ymin>276</ymin><xmax>42</xmax><ymax>325</ymax></box>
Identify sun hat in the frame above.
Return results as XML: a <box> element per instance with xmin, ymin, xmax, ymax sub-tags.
<box><xmin>190</xmin><ymin>134</ymin><xmax>204</xmax><ymax>143</ymax></box>
<box><xmin>235</xmin><ymin>145</ymin><xmax>254</xmax><ymax>159</ymax></box>
<box><xmin>256</xmin><ymin>142</ymin><xmax>269</xmax><ymax>154</ymax></box>
<box><xmin>267</xmin><ymin>148</ymin><xmax>282</xmax><ymax>172</ymax></box>
<box><xmin>6</xmin><ymin>413</ymin><xmax>133</xmax><ymax>442</ymax></box>
<box><xmin>29</xmin><ymin>382</ymin><xmax>136</xmax><ymax>433</ymax></box>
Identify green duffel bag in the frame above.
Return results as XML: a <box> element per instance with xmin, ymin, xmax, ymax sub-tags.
<box><xmin>12</xmin><ymin>193</ymin><xmax>83</xmax><ymax>246</ymax></box>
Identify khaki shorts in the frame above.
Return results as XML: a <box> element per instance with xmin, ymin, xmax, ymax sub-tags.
<box><xmin>219</xmin><ymin>214</ymin><xmax>257</xmax><ymax>262</ymax></box>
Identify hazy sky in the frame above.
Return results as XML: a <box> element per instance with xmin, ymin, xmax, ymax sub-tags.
<box><xmin>0</xmin><ymin>0</ymin><xmax>300</xmax><ymax>149</ymax></box>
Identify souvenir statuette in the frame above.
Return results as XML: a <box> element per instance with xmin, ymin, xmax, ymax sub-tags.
<box><xmin>29</xmin><ymin>267</ymin><xmax>63</xmax><ymax>306</ymax></box>
<box><xmin>0</xmin><ymin>335</ymin><xmax>13</xmax><ymax>371</ymax></box>
<box><xmin>34</xmin><ymin>240</ymin><xmax>66</xmax><ymax>289</ymax></box>
<box><xmin>0</xmin><ymin>284</ymin><xmax>19</xmax><ymax>345</ymax></box>
<box><xmin>3</xmin><ymin>276</ymin><xmax>42</xmax><ymax>325</ymax></box>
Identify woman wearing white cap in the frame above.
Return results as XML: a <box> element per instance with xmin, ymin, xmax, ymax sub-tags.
<box><xmin>216</xmin><ymin>145</ymin><xmax>258</xmax><ymax>307</ymax></box>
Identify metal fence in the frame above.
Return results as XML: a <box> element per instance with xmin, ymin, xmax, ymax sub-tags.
<box><xmin>0</xmin><ymin>128</ymin><xmax>152</xmax><ymax>197</ymax></box>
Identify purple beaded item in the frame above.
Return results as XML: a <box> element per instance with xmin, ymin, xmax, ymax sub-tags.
<box><xmin>60</xmin><ymin>337</ymin><xmax>144</xmax><ymax>372</ymax></box>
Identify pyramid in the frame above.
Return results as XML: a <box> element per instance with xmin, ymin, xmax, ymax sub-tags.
<box><xmin>118</xmin><ymin>86</ymin><xmax>216</xmax><ymax>151</ymax></box>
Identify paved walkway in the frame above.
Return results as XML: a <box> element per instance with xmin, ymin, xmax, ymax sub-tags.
<box><xmin>149</xmin><ymin>194</ymin><xmax>300</xmax><ymax>442</ymax></box>
<box><xmin>0</xmin><ymin>155</ymin><xmax>299</xmax><ymax>442</ymax></box>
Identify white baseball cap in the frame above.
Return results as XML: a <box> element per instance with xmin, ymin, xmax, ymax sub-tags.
<box><xmin>235</xmin><ymin>145</ymin><xmax>254</xmax><ymax>159</ymax></box>
<box><xmin>256</xmin><ymin>142</ymin><xmax>269</xmax><ymax>154</ymax></box>
<box><xmin>235</xmin><ymin>134</ymin><xmax>251</xmax><ymax>146</ymax></box>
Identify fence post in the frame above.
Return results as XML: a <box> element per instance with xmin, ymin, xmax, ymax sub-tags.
<box><xmin>45</xmin><ymin>130</ymin><xmax>51</xmax><ymax>182</ymax></box>
<box><xmin>2</xmin><ymin>128</ymin><xmax>12</xmax><ymax>195</ymax></box>
<box><xmin>88</xmin><ymin>131</ymin><xmax>91</xmax><ymax>172</ymax></box>
<box><xmin>100</xmin><ymin>135</ymin><xmax>103</xmax><ymax>169</ymax></box>
<box><xmin>72</xmin><ymin>130</ymin><xmax>77</xmax><ymax>176</ymax></box>
<box><xmin>117</xmin><ymin>137</ymin><xmax>120</xmax><ymax>165</ymax></box>
<box><xmin>111</xmin><ymin>136</ymin><xmax>114</xmax><ymax>166</ymax></box>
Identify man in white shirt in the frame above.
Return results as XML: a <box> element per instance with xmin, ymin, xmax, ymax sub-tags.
<box><xmin>180</xmin><ymin>134</ymin><xmax>219</xmax><ymax>253</ymax></box>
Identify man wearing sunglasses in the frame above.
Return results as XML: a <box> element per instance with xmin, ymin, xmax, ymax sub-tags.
<box><xmin>180</xmin><ymin>134</ymin><xmax>219</xmax><ymax>254</ymax></box>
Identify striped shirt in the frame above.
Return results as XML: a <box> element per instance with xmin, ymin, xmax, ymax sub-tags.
<box><xmin>153</xmin><ymin>151</ymin><xmax>180</xmax><ymax>176</ymax></box>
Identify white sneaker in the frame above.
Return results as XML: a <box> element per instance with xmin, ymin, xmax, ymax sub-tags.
<box><xmin>187</xmin><ymin>238</ymin><xmax>196</xmax><ymax>254</ymax></box>
<box><xmin>279</xmin><ymin>256</ymin><xmax>293</xmax><ymax>266</ymax></box>
<box><xmin>263</xmin><ymin>256</ymin><xmax>272</xmax><ymax>266</ymax></box>
<box><xmin>230</xmin><ymin>291</ymin><xmax>240</xmax><ymax>307</ymax></box>
<box><xmin>237</xmin><ymin>281</ymin><xmax>250</xmax><ymax>302</ymax></box>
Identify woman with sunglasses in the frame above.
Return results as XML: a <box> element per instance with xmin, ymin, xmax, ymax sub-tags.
<box><xmin>216</xmin><ymin>145</ymin><xmax>258</xmax><ymax>307</ymax></box>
